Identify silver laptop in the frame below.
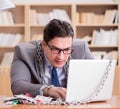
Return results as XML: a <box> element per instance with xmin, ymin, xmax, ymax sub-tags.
<box><xmin>66</xmin><ymin>59</ymin><xmax>116</xmax><ymax>103</ymax></box>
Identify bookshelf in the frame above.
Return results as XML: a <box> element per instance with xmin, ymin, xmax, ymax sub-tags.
<box><xmin>75</xmin><ymin>3</ymin><xmax>119</xmax><ymax>64</ymax></box>
<box><xmin>0</xmin><ymin>3</ymin><xmax>119</xmax><ymax>65</ymax></box>
<box><xmin>0</xmin><ymin>5</ymin><xmax>25</xmax><ymax>66</ymax></box>
<box><xmin>28</xmin><ymin>4</ymin><xmax>72</xmax><ymax>41</ymax></box>
<box><xmin>0</xmin><ymin>2</ymin><xmax>119</xmax><ymax>95</ymax></box>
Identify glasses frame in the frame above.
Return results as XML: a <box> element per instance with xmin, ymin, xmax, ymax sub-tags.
<box><xmin>47</xmin><ymin>43</ymin><xmax>73</xmax><ymax>54</ymax></box>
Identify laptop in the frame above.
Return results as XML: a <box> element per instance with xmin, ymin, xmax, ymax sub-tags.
<box><xmin>66</xmin><ymin>59</ymin><xmax>116</xmax><ymax>103</ymax></box>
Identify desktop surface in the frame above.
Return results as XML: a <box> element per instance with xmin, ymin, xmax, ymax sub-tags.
<box><xmin>0</xmin><ymin>96</ymin><xmax>119</xmax><ymax>109</ymax></box>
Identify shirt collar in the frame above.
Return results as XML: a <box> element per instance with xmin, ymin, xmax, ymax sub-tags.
<box><xmin>43</xmin><ymin>54</ymin><xmax>52</xmax><ymax>68</ymax></box>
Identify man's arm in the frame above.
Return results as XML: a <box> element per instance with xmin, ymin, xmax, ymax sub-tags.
<box><xmin>11</xmin><ymin>59</ymin><xmax>41</xmax><ymax>96</ymax></box>
<box><xmin>11</xmin><ymin>43</ymin><xmax>42</xmax><ymax>97</ymax></box>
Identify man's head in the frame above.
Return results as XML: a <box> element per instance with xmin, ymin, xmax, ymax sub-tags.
<box><xmin>42</xmin><ymin>19</ymin><xmax>74</xmax><ymax>68</ymax></box>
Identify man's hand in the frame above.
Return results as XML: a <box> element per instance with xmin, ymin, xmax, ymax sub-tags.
<box><xmin>43</xmin><ymin>86</ymin><xmax>66</xmax><ymax>100</ymax></box>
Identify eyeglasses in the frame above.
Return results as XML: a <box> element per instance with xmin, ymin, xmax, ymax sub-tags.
<box><xmin>47</xmin><ymin>43</ymin><xmax>73</xmax><ymax>54</ymax></box>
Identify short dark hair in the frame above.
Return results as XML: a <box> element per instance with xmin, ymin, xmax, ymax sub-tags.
<box><xmin>43</xmin><ymin>19</ymin><xmax>74</xmax><ymax>43</ymax></box>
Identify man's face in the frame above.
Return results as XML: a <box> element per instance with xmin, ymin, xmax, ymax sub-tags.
<box><xmin>42</xmin><ymin>37</ymin><xmax>72</xmax><ymax>68</ymax></box>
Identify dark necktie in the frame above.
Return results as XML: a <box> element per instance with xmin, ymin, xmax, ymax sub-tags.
<box><xmin>51</xmin><ymin>67</ymin><xmax>60</xmax><ymax>87</ymax></box>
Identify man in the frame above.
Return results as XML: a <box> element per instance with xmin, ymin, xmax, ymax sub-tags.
<box><xmin>11</xmin><ymin>19</ymin><xmax>93</xmax><ymax>100</ymax></box>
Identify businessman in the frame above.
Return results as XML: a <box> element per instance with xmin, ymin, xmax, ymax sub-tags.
<box><xmin>11</xmin><ymin>19</ymin><xmax>94</xmax><ymax>100</ymax></box>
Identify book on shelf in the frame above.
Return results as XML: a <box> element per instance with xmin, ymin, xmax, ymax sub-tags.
<box><xmin>92</xmin><ymin>14</ymin><xmax>99</xmax><ymax>24</ymax></box>
<box><xmin>76</xmin><ymin>12</ymin><xmax>80</xmax><ymax>23</ymax></box>
<box><xmin>79</xmin><ymin>12</ymin><xmax>87</xmax><ymax>24</ymax></box>
<box><xmin>94</xmin><ymin>14</ymin><xmax>104</xmax><ymax>24</ymax></box>
<box><xmin>0</xmin><ymin>52</ymin><xmax>14</xmax><ymax>66</ymax></box>
<box><xmin>103</xmin><ymin>9</ymin><xmax>117</xmax><ymax>24</ymax></box>
<box><xmin>79</xmin><ymin>9</ymin><xmax>118</xmax><ymax>25</ymax></box>
<box><xmin>114</xmin><ymin>10</ymin><xmax>119</xmax><ymax>24</ymax></box>
<box><xmin>52</xmin><ymin>9</ymin><xmax>71</xmax><ymax>23</ymax></box>
<box><xmin>7</xmin><ymin>11</ymin><xmax>14</xmax><ymax>25</ymax></box>
<box><xmin>0</xmin><ymin>11</ymin><xmax>10</xmax><ymax>25</ymax></box>
<box><xmin>29</xmin><ymin>9</ymin><xmax>37</xmax><ymax>25</ymax></box>
<box><xmin>79</xmin><ymin>35</ymin><xmax>92</xmax><ymax>43</ymax></box>
<box><xmin>11</xmin><ymin>33</ymin><xmax>23</xmax><ymax>46</ymax></box>
<box><xmin>31</xmin><ymin>34</ymin><xmax>43</xmax><ymax>41</ymax></box>
<box><xmin>0</xmin><ymin>33</ymin><xmax>14</xmax><ymax>46</ymax></box>
<box><xmin>86</xmin><ymin>12</ymin><xmax>94</xmax><ymax>24</ymax></box>
<box><xmin>92</xmin><ymin>50</ymin><xmax>118</xmax><ymax>60</ymax></box>
<box><xmin>0</xmin><ymin>11</ymin><xmax>14</xmax><ymax>25</ymax></box>
<box><xmin>107</xmin><ymin>51</ymin><xmax>118</xmax><ymax>61</ymax></box>
<box><xmin>0</xmin><ymin>33</ymin><xmax>23</xmax><ymax>46</ymax></box>
<box><xmin>37</xmin><ymin>13</ymin><xmax>50</xmax><ymax>26</ymax></box>
<box><xmin>91</xmin><ymin>28</ymin><xmax>118</xmax><ymax>46</ymax></box>
<box><xmin>79</xmin><ymin>12</ymin><xmax>104</xmax><ymax>24</ymax></box>
<box><xmin>92</xmin><ymin>51</ymin><xmax>107</xmax><ymax>59</ymax></box>
<box><xmin>35</xmin><ymin>9</ymin><xmax>71</xmax><ymax>26</ymax></box>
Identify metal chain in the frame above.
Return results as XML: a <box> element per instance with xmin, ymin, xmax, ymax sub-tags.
<box><xmin>50</xmin><ymin>59</ymin><xmax>113</xmax><ymax>105</ymax></box>
<box><xmin>36</xmin><ymin>40</ymin><xmax>45</xmax><ymax>84</ymax></box>
<box><xmin>36</xmin><ymin>40</ymin><xmax>70</xmax><ymax>84</ymax></box>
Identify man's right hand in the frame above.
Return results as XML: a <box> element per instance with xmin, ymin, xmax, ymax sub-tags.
<box><xmin>43</xmin><ymin>86</ymin><xmax>66</xmax><ymax>100</ymax></box>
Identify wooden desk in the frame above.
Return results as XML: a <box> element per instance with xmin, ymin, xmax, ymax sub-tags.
<box><xmin>0</xmin><ymin>96</ymin><xmax>119</xmax><ymax>109</ymax></box>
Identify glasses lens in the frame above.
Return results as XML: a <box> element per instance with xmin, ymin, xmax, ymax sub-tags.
<box><xmin>51</xmin><ymin>48</ymin><xmax>60</xmax><ymax>54</ymax></box>
<box><xmin>63</xmin><ymin>49</ymin><xmax>73</xmax><ymax>54</ymax></box>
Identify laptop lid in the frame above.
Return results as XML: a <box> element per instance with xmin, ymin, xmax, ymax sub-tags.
<box><xmin>66</xmin><ymin>59</ymin><xmax>116</xmax><ymax>103</ymax></box>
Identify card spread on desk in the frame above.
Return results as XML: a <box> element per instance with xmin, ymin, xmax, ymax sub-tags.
<box><xmin>3</xmin><ymin>94</ymin><xmax>55</xmax><ymax>105</ymax></box>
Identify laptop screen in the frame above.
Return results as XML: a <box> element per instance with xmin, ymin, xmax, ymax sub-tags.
<box><xmin>66</xmin><ymin>59</ymin><xmax>116</xmax><ymax>103</ymax></box>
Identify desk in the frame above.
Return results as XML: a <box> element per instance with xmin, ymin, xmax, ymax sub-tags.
<box><xmin>0</xmin><ymin>96</ymin><xmax>119</xmax><ymax>109</ymax></box>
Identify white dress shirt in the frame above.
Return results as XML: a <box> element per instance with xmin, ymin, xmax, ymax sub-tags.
<box><xmin>44</xmin><ymin>55</ymin><xmax>65</xmax><ymax>86</ymax></box>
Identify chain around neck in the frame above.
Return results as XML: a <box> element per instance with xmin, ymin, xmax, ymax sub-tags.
<box><xmin>36</xmin><ymin>40</ymin><xmax>71</xmax><ymax>85</ymax></box>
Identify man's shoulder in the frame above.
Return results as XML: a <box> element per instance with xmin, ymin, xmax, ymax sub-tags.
<box><xmin>73</xmin><ymin>38</ymin><xmax>86</xmax><ymax>46</ymax></box>
<box><xmin>14</xmin><ymin>41</ymin><xmax>38</xmax><ymax>55</ymax></box>
<box><xmin>17</xmin><ymin>41</ymin><xmax>36</xmax><ymax>49</ymax></box>
<box><xmin>73</xmin><ymin>38</ymin><xmax>87</xmax><ymax>50</ymax></box>
<box><xmin>72</xmin><ymin>38</ymin><xmax>93</xmax><ymax>59</ymax></box>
